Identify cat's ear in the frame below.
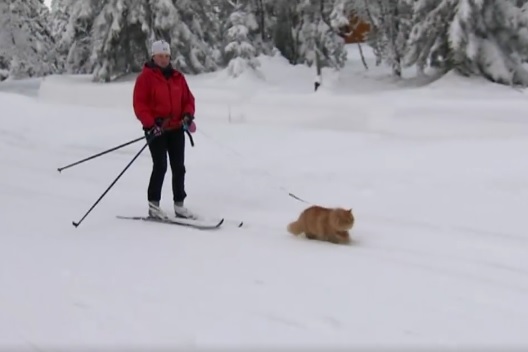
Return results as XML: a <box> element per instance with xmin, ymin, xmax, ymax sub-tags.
<box><xmin>347</xmin><ymin>208</ymin><xmax>352</xmax><ymax>213</ymax></box>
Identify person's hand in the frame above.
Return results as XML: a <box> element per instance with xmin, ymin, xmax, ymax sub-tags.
<box><xmin>182</xmin><ymin>113</ymin><xmax>194</xmax><ymax>126</ymax></box>
<box><xmin>148</xmin><ymin>125</ymin><xmax>163</xmax><ymax>138</ymax></box>
<box><xmin>148</xmin><ymin>117</ymin><xmax>165</xmax><ymax>138</ymax></box>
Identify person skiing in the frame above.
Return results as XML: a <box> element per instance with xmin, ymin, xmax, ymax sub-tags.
<box><xmin>132</xmin><ymin>39</ymin><xmax>197</xmax><ymax>220</ymax></box>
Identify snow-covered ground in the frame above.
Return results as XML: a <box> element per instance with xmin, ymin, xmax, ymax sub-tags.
<box><xmin>1</xmin><ymin>46</ymin><xmax>528</xmax><ymax>350</ymax></box>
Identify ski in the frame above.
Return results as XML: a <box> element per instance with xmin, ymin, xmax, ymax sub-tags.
<box><xmin>209</xmin><ymin>218</ymin><xmax>244</xmax><ymax>228</ymax></box>
<box><xmin>116</xmin><ymin>215</ymin><xmax>224</xmax><ymax>230</ymax></box>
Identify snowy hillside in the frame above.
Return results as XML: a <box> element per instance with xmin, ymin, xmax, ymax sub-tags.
<box><xmin>1</xmin><ymin>46</ymin><xmax>528</xmax><ymax>349</ymax></box>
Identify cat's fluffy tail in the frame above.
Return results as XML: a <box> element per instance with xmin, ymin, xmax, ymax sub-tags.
<box><xmin>287</xmin><ymin>220</ymin><xmax>303</xmax><ymax>235</ymax></box>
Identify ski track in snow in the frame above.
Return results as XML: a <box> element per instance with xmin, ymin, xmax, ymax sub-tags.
<box><xmin>2</xmin><ymin>49</ymin><xmax>528</xmax><ymax>349</ymax></box>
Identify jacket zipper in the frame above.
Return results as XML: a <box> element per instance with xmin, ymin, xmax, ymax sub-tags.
<box><xmin>167</xmin><ymin>80</ymin><xmax>173</xmax><ymax>125</ymax></box>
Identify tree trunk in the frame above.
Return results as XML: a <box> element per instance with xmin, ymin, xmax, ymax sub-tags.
<box><xmin>254</xmin><ymin>0</ymin><xmax>265</xmax><ymax>42</ymax></box>
<box><xmin>358</xmin><ymin>42</ymin><xmax>368</xmax><ymax>70</ymax></box>
<box><xmin>315</xmin><ymin>47</ymin><xmax>322</xmax><ymax>91</ymax></box>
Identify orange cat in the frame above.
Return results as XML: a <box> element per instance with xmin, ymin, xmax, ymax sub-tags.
<box><xmin>287</xmin><ymin>205</ymin><xmax>355</xmax><ymax>244</ymax></box>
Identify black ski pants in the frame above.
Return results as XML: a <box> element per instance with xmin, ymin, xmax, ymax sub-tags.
<box><xmin>145</xmin><ymin>128</ymin><xmax>186</xmax><ymax>204</ymax></box>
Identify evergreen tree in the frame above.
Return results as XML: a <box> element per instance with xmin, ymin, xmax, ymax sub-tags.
<box><xmin>223</xmin><ymin>0</ymin><xmax>260</xmax><ymax>78</ymax></box>
<box><xmin>51</xmin><ymin>0</ymin><xmax>102</xmax><ymax>74</ymax></box>
<box><xmin>404</xmin><ymin>0</ymin><xmax>457</xmax><ymax>75</ymax></box>
<box><xmin>318</xmin><ymin>0</ymin><xmax>349</xmax><ymax>70</ymax></box>
<box><xmin>90</xmin><ymin>0</ymin><xmax>223</xmax><ymax>82</ymax></box>
<box><xmin>169</xmin><ymin>0</ymin><xmax>222</xmax><ymax>74</ymax></box>
<box><xmin>272</xmin><ymin>0</ymin><xmax>347</xmax><ymax>70</ymax></box>
<box><xmin>450</xmin><ymin>0</ymin><xmax>528</xmax><ymax>86</ymax></box>
<box><xmin>272</xmin><ymin>1</ymin><xmax>299</xmax><ymax>64</ymax></box>
<box><xmin>251</xmin><ymin>0</ymin><xmax>277</xmax><ymax>54</ymax></box>
<box><xmin>361</xmin><ymin>0</ymin><xmax>413</xmax><ymax>77</ymax></box>
<box><xmin>50</xmin><ymin>0</ymin><xmax>69</xmax><ymax>40</ymax></box>
<box><xmin>329</xmin><ymin>0</ymin><xmax>351</xmax><ymax>31</ymax></box>
<box><xmin>0</xmin><ymin>0</ymin><xmax>58</xmax><ymax>80</ymax></box>
<box><xmin>91</xmin><ymin>0</ymin><xmax>154</xmax><ymax>82</ymax></box>
<box><xmin>39</xmin><ymin>0</ymin><xmax>528</xmax><ymax>87</ymax></box>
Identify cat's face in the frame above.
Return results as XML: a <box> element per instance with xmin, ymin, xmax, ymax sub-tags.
<box><xmin>335</xmin><ymin>208</ymin><xmax>354</xmax><ymax>229</ymax></box>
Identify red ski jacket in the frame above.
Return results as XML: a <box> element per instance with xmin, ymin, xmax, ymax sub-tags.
<box><xmin>133</xmin><ymin>62</ymin><xmax>195</xmax><ymax>130</ymax></box>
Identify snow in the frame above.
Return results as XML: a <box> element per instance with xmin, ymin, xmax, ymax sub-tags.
<box><xmin>1</xmin><ymin>45</ymin><xmax>528</xmax><ymax>350</ymax></box>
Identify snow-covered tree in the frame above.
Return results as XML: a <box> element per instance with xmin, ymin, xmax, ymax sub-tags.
<box><xmin>0</xmin><ymin>0</ymin><xmax>58</xmax><ymax>80</ymax></box>
<box><xmin>168</xmin><ymin>0</ymin><xmax>223</xmax><ymax>74</ymax></box>
<box><xmin>50</xmin><ymin>0</ymin><xmax>69</xmax><ymax>40</ymax></box>
<box><xmin>404</xmin><ymin>0</ymin><xmax>457</xmax><ymax>75</ymax></box>
<box><xmin>90</xmin><ymin>0</ymin><xmax>224</xmax><ymax>82</ymax></box>
<box><xmin>296</xmin><ymin>0</ymin><xmax>319</xmax><ymax>67</ymax></box>
<box><xmin>449</xmin><ymin>0</ymin><xmax>528</xmax><ymax>86</ymax></box>
<box><xmin>39</xmin><ymin>0</ymin><xmax>528</xmax><ymax>88</ymax></box>
<box><xmin>271</xmin><ymin>1</ymin><xmax>298</xmax><ymax>63</ymax></box>
<box><xmin>318</xmin><ymin>0</ymin><xmax>349</xmax><ymax>70</ymax></box>
<box><xmin>51</xmin><ymin>0</ymin><xmax>102</xmax><ymax>74</ymax></box>
<box><xmin>272</xmin><ymin>0</ymin><xmax>347</xmax><ymax>70</ymax></box>
<box><xmin>329</xmin><ymin>0</ymin><xmax>351</xmax><ymax>31</ymax></box>
<box><xmin>91</xmin><ymin>0</ymin><xmax>153</xmax><ymax>82</ymax></box>
<box><xmin>360</xmin><ymin>0</ymin><xmax>413</xmax><ymax>77</ymax></box>
<box><xmin>223</xmin><ymin>0</ymin><xmax>260</xmax><ymax>77</ymax></box>
<box><xmin>251</xmin><ymin>0</ymin><xmax>277</xmax><ymax>54</ymax></box>
<box><xmin>49</xmin><ymin>0</ymin><xmax>68</xmax><ymax>74</ymax></box>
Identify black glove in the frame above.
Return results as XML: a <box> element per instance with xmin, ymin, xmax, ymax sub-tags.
<box><xmin>182</xmin><ymin>113</ymin><xmax>194</xmax><ymax>126</ymax></box>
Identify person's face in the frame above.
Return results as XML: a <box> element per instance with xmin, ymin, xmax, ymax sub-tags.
<box><xmin>153</xmin><ymin>53</ymin><xmax>170</xmax><ymax>68</ymax></box>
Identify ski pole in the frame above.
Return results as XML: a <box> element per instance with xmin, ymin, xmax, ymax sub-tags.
<box><xmin>72</xmin><ymin>141</ymin><xmax>150</xmax><ymax>228</ymax></box>
<box><xmin>58</xmin><ymin>135</ymin><xmax>146</xmax><ymax>173</ymax></box>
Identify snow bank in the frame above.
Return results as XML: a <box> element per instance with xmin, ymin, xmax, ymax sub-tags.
<box><xmin>30</xmin><ymin>46</ymin><xmax>528</xmax><ymax>140</ymax></box>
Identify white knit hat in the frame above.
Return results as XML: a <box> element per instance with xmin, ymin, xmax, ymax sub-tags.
<box><xmin>151</xmin><ymin>40</ymin><xmax>171</xmax><ymax>56</ymax></box>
